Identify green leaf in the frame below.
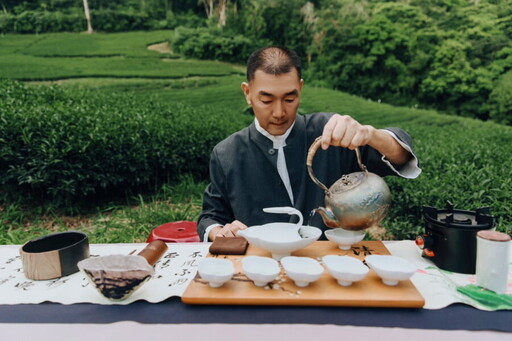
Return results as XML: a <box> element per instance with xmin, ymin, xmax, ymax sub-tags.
<box><xmin>457</xmin><ymin>284</ymin><xmax>512</xmax><ymax>310</ymax></box>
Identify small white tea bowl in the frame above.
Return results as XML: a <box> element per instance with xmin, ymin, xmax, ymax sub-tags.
<box><xmin>322</xmin><ymin>255</ymin><xmax>369</xmax><ymax>286</ymax></box>
<box><xmin>198</xmin><ymin>258</ymin><xmax>235</xmax><ymax>288</ymax></box>
<box><xmin>280</xmin><ymin>256</ymin><xmax>324</xmax><ymax>287</ymax></box>
<box><xmin>365</xmin><ymin>255</ymin><xmax>417</xmax><ymax>286</ymax></box>
<box><xmin>242</xmin><ymin>256</ymin><xmax>280</xmax><ymax>287</ymax></box>
<box><xmin>324</xmin><ymin>228</ymin><xmax>366</xmax><ymax>250</ymax></box>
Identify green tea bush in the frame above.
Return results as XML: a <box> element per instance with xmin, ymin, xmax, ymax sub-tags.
<box><xmin>0</xmin><ymin>80</ymin><xmax>248</xmax><ymax>205</ymax></box>
<box><xmin>1</xmin><ymin>77</ymin><xmax>510</xmax><ymax>239</ymax></box>
<box><xmin>383</xmin><ymin>117</ymin><xmax>512</xmax><ymax>239</ymax></box>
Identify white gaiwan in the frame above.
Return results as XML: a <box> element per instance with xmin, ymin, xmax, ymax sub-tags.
<box><xmin>324</xmin><ymin>228</ymin><xmax>366</xmax><ymax>250</ymax></box>
<box><xmin>242</xmin><ymin>256</ymin><xmax>280</xmax><ymax>287</ymax></box>
<box><xmin>198</xmin><ymin>258</ymin><xmax>235</xmax><ymax>288</ymax></box>
<box><xmin>281</xmin><ymin>256</ymin><xmax>324</xmax><ymax>287</ymax></box>
<box><xmin>322</xmin><ymin>255</ymin><xmax>369</xmax><ymax>286</ymax></box>
<box><xmin>237</xmin><ymin>207</ymin><xmax>322</xmax><ymax>260</ymax></box>
<box><xmin>365</xmin><ymin>255</ymin><xmax>417</xmax><ymax>286</ymax></box>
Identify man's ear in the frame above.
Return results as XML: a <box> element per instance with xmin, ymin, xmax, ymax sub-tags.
<box><xmin>299</xmin><ymin>79</ymin><xmax>304</xmax><ymax>91</ymax></box>
<box><xmin>241</xmin><ymin>82</ymin><xmax>251</xmax><ymax>105</ymax></box>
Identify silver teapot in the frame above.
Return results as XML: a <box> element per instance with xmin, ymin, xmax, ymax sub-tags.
<box><xmin>306</xmin><ymin>137</ymin><xmax>391</xmax><ymax>230</ymax></box>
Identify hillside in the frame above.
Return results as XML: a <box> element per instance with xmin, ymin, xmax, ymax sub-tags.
<box><xmin>1</xmin><ymin>31</ymin><xmax>510</xmax><ymax>242</ymax></box>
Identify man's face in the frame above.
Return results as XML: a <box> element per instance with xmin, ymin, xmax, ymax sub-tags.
<box><xmin>242</xmin><ymin>69</ymin><xmax>303</xmax><ymax>136</ymax></box>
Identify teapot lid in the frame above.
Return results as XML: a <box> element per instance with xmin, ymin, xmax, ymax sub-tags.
<box><xmin>330</xmin><ymin>172</ymin><xmax>366</xmax><ymax>194</ymax></box>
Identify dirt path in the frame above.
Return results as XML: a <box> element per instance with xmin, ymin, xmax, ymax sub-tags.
<box><xmin>147</xmin><ymin>42</ymin><xmax>171</xmax><ymax>54</ymax></box>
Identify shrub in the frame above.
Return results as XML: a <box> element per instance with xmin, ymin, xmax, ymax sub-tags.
<box><xmin>0</xmin><ymin>80</ymin><xmax>247</xmax><ymax>206</ymax></box>
<box><xmin>487</xmin><ymin>71</ymin><xmax>512</xmax><ymax>125</ymax></box>
<box><xmin>0</xmin><ymin>10</ymin><xmax>204</xmax><ymax>34</ymax></box>
<box><xmin>90</xmin><ymin>10</ymin><xmax>152</xmax><ymax>32</ymax></box>
<box><xmin>0</xmin><ymin>11</ymin><xmax>85</xmax><ymax>34</ymax></box>
<box><xmin>171</xmin><ymin>26</ymin><xmax>266</xmax><ymax>64</ymax></box>
<box><xmin>157</xmin><ymin>11</ymin><xmax>206</xmax><ymax>30</ymax></box>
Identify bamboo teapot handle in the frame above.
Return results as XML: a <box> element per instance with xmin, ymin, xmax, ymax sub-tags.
<box><xmin>306</xmin><ymin>136</ymin><xmax>367</xmax><ymax>193</ymax></box>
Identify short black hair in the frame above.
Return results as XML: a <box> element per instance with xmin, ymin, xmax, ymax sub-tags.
<box><xmin>246</xmin><ymin>46</ymin><xmax>302</xmax><ymax>82</ymax></box>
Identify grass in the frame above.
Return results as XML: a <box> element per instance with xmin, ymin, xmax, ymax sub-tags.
<box><xmin>1</xmin><ymin>31</ymin><xmax>177</xmax><ymax>57</ymax></box>
<box><xmin>0</xmin><ymin>175</ymin><xmax>205</xmax><ymax>245</ymax></box>
<box><xmin>1</xmin><ymin>31</ymin><xmax>511</xmax><ymax>244</ymax></box>
<box><xmin>0</xmin><ymin>54</ymin><xmax>242</xmax><ymax>80</ymax></box>
<box><xmin>0</xmin><ymin>31</ymin><xmax>242</xmax><ymax>80</ymax></box>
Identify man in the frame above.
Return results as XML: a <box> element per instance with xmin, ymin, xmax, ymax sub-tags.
<box><xmin>197</xmin><ymin>46</ymin><xmax>420</xmax><ymax>241</ymax></box>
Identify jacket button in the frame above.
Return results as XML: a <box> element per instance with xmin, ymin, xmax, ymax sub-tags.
<box><xmin>268</xmin><ymin>149</ymin><xmax>276</xmax><ymax>155</ymax></box>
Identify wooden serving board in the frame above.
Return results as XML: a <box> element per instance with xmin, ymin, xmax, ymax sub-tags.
<box><xmin>181</xmin><ymin>241</ymin><xmax>425</xmax><ymax>308</ymax></box>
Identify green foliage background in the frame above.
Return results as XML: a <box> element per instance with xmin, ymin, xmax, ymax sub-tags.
<box><xmin>2</xmin><ymin>1</ymin><xmax>511</xmax><ymax>124</ymax></box>
<box><xmin>1</xmin><ymin>32</ymin><xmax>511</xmax><ymax>239</ymax></box>
<box><xmin>0</xmin><ymin>3</ymin><xmax>511</xmax><ymax>243</ymax></box>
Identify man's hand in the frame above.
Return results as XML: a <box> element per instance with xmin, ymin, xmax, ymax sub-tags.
<box><xmin>321</xmin><ymin>114</ymin><xmax>375</xmax><ymax>150</ymax></box>
<box><xmin>321</xmin><ymin>114</ymin><xmax>412</xmax><ymax>166</ymax></box>
<box><xmin>208</xmin><ymin>220</ymin><xmax>248</xmax><ymax>241</ymax></box>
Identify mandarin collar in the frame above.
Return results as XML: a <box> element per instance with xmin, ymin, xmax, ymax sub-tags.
<box><xmin>249</xmin><ymin>115</ymin><xmax>305</xmax><ymax>148</ymax></box>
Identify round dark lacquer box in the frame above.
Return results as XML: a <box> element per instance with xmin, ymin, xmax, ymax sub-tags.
<box><xmin>20</xmin><ymin>231</ymin><xmax>90</xmax><ymax>280</ymax></box>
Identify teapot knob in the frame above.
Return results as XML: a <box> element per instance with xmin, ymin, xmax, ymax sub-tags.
<box><xmin>306</xmin><ymin>137</ymin><xmax>368</xmax><ymax>194</ymax></box>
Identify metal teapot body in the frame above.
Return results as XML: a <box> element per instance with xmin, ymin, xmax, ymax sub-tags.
<box><xmin>306</xmin><ymin>137</ymin><xmax>391</xmax><ymax>230</ymax></box>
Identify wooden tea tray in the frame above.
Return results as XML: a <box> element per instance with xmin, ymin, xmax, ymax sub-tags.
<box><xmin>181</xmin><ymin>241</ymin><xmax>425</xmax><ymax>308</ymax></box>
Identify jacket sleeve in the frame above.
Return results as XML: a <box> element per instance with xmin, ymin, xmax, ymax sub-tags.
<box><xmin>196</xmin><ymin>149</ymin><xmax>235</xmax><ymax>241</ymax></box>
<box><xmin>363</xmin><ymin>127</ymin><xmax>420</xmax><ymax>178</ymax></box>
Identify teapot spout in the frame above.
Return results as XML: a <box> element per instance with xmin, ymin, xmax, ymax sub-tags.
<box><xmin>314</xmin><ymin>207</ymin><xmax>341</xmax><ymax>228</ymax></box>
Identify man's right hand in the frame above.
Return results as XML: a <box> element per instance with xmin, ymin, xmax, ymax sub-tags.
<box><xmin>208</xmin><ymin>220</ymin><xmax>248</xmax><ymax>241</ymax></box>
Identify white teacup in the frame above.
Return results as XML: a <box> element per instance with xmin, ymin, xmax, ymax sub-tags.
<box><xmin>281</xmin><ymin>256</ymin><xmax>323</xmax><ymax>287</ymax></box>
<box><xmin>322</xmin><ymin>255</ymin><xmax>369</xmax><ymax>286</ymax></box>
<box><xmin>324</xmin><ymin>228</ymin><xmax>366</xmax><ymax>250</ymax></box>
<box><xmin>242</xmin><ymin>256</ymin><xmax>280</xmax><ymax>287</ymax></box>
<box><xmin>198</xmin><ymin>258</ymin><xmax>234</xmax><ymax>288</ymax></box>
<box><xmin>365</xmin><ymin>255</ymin><xmax>416</xmax><ymax>286</ymax></box>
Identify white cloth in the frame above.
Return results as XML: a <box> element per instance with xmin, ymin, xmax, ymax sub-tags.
<box><xmin>381</xmin><ymin>130</ymin><xmax>422</xmax><ymax>179</ymax></box>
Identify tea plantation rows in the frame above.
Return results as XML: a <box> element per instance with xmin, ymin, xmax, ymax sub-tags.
<box><xmin>0</xmin><ymin>31</ymin><xmax>510</xmax><ymax>241</ymax></box>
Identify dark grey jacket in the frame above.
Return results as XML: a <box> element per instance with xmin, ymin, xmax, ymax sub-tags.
<box><xmin>197</xmin><ymin>112</ymin><xmax>415</xmax><ymax>240</ymax></box>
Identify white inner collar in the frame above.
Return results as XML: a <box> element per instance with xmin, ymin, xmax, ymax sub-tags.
<box><xmin>254</xmin><ymin>118</ymin><xmax>295</xmax><ymax>149</ymax></box>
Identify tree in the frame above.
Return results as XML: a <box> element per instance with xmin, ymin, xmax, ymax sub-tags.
<box><xmin>419</xmin><ymin>39</ymin><xmax>493</xmax><ymax>118</ymax></box>
<box><xmin>83</xmin><ymin>0</ymin><xmax>93</xmax><ymax>33</ymax></box>
<box><xmin>487</xmin><ymin>70</ymin><xmax>512</xmax><ymax>125</ymax></box>
<box><xmin>218</xmin><ymin>0</ymin><xmax>229</xmax><ymax>27</ymax></box>
<box><xmin>310</xmin><ymin>2</ymin><xmax>422</xmax><ymax>104</ymax></box>
<box><xmin>199</xmin><ymin>0</ymin><xmax>230</xmax><ymax>27</ymax></box>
